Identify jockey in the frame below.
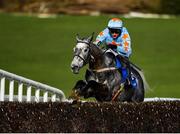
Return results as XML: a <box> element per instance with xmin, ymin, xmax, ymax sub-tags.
<box><xmin>94</xmin><ymin>18</ymin><xmax>137</xmax><ymax>89</ymax></box>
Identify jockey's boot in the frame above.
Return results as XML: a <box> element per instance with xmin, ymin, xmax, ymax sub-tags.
<box><xmin>115</xmin><ymin>55</ymin><xmax>138</xmax><ymax>89</ymax></box>
<box><xmin>115</xmin><ymin>57</ymin><xmax>128</xmax><ymax>84</ymax></box>
<box><xmin>120</xmin><ymin>67</ymin><xmax>128</xmax><ymax>84</ymax></box>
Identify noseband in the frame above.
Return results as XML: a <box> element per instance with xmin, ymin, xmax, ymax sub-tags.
<box><xmin>74</xmin><ymin>41</ymin><xmax>118</xmax><ymax>73</ymax></box>
<box><xmin>73</xmin><ymin>54</ymin><xmax>87</xmax><ymax>65</ymax></box>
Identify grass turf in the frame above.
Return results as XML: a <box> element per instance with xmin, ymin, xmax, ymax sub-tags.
<box><xmin>0</xmin><ymin>13</ymin><xmax>180</xmax><ymax>98</ymax></box>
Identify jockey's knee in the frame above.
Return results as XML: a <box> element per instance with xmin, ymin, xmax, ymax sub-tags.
<box><xmin>121</xmin><ymin>67</ymin><xmax>128</xmax><ymax>83</ymax></box>
<box><xmin>115</xmin><ymin>57</ymin><xmax>128</xmax><ymax>83</ymax></box>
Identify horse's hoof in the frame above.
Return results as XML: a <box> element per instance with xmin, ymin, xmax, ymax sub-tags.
<box><xmin>72</xmin><ymin>99</ymin><xmax>78</xmax><ymax>104</ymax></box>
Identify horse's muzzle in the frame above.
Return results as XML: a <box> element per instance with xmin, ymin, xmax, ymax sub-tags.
<box><xmin>71</xmin><ymin>64</ymin><xmax>79</xmax><ymax>74</ymax></box>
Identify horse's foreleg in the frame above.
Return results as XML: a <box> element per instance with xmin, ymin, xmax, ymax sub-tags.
<box><xmin>69</xmin><ymin>80</ymin><xmax>87</xmax><ymax>99</ymax></box>
<box><xmin>82</xmin><ymin>80</ymin><xmax>96</xmax><ymax>99</ymax></box>
<box><xmin>82</xmin><ymin>80</ymin><xmax>109</xmax><ymax>101</ymax></box>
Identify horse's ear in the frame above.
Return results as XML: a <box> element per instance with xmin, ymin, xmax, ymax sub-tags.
<box><xmin>87</xmin><ymin>32</ymin><xmax>94</xmax><ymax>43</ymax></box>
<box><xmin>76</xmin><ymin>34</ymin><xmax>81</xmax><ymax>42</ymax></box>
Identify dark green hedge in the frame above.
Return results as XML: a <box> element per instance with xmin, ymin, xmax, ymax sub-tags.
<box><xmin>0</xmin><ymin>0</ymin><xmax>180</xmax><ymax>15</ymax></box>
<box><xmin>160</xmin><ymin>0</ymin><xmax>180</xmax><ymax>14</ymax></box>
<box><xmin>133</xmin><ymin>0</ymin><xmax>180</xmax><ymax>15</ymax></box>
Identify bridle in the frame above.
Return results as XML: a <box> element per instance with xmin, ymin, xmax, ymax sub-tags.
<box><xmin>74</xmin><ymin>41</ymin><xmax>118</xmax><ymax>73</ymax></box>
<box><xmin>73</xmin><ymin>41</ymin><xmax>91</xmax><ymax>66</ymax></box>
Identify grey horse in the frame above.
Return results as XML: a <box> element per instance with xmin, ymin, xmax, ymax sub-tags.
<box><xmin>71</xmin><ymin>33</ymin><xmax>149</xmax><ymax>102</ymax></box>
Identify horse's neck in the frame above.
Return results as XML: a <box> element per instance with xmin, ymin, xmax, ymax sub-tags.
<box><xmin>89</xmin><ymin>43</ymin><xmax>102</xmax><ymax>58</ymax></box>
<box><xmin>89</xmin><ymin>43</ymin><xmax>115</xmax><ymax>69</ymax></box>
<box><xmin>89</xmin><ymin>43</ymin><xmax>104</xmax><ymax>69</ymax></box>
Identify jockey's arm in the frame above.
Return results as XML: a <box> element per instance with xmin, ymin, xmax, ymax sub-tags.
<box><xmin>94</xmin><ymin>28</ymin><xmax>108</xmax><ymax>47</ymax></box>
<box><xmin>94</xmin><ymin>27</ymin><xmax>132</xmax><ymax>58</ymax></box>
<box><xmin>117</xmin><ymin>27</ymin><xmax>132</xmax><ymax>58</ymax></box>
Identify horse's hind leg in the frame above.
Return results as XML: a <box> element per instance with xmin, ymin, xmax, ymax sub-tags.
<box><xmin>132</xmin><ymin>78</ymin><xmax>145</xmax><ymax>102</ymax></box>
<box><xmin>131</xmin><ymin>88</ymin><xmax>144</xmax><ymax>102</ymax></box>
<box><xmin>130</xmin><ymin>67</ymin><xmax>145</xmax><ymax>102</ymax></box>
<box><xmin>118</xmin><ymin>86</ymin><xmax>134</xmax><ymax>102</ymax></box>
<box><xmin>131</xmin><ymin>79</ymin><xmax>144</xmax><ymax>102</ymax></box>
<box><xmin>118</xmin><ymin>88</ymin><xmax>144</xmax><ymax>102</ymax></box>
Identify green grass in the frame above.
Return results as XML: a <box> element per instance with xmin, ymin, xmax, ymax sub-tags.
<box><xmin>0</xmin><ymin>13</ymin><xmax>180</xmax><ymax>98</ymax></box>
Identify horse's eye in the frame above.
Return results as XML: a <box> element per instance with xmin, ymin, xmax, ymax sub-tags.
<box><xmin>84</xmin><ymin>48</ymin><xmax>88</xmax><ymax>52</ymax></box>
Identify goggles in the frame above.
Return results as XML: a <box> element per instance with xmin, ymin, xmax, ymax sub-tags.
<box><xmin>108</xmin><ymin>28</ymin><xmax>121</xmax><ymax>34</ymax></box>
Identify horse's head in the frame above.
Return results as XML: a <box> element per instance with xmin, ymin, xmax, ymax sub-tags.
<box><xmin>71</xmin><ymin>34</ymin><xmax>93</xmax><ymax>74</ymax></box>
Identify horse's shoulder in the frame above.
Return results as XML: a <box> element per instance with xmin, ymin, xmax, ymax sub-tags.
<box><xmin>85</xmin><ymin>69</ymin><xmax>96</xmax><ymax>82</ymax></box>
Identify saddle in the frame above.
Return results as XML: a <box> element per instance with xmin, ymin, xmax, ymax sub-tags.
<box><xmin>105</xmin><ymin>49</ymin><xmax>141</xmax><ymax>71</ymax></box>
<box><xmin>105</xmin><ymin>49</ymin><xmax>129</xmax><ymax>70</ymax></box>
<box><xmin>105</xmin><ymin>49</ymin><xmax>142</xmax><ymax>88</ymax></box>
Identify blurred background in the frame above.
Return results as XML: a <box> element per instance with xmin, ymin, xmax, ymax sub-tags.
<box><xmin>0</xmin><ymin>0</ymin><xmax>179</xmax><ymax>98</ymax></box>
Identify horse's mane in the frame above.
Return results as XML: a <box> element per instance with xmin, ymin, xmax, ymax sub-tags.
<box><xmin>89</xmin><ymin>42</ymin><xmax>103</xmax><ymax>59</ymax></box>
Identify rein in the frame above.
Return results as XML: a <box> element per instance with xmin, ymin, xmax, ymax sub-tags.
<box><xmin>74</xmin><ymin>41</ymin><xmax>118</xmax><ymax>73</ymax></box>
<box><xmin>93</xmin><ymin>67</ymin><xmax>117</xmax><ymax>73</ymax></box>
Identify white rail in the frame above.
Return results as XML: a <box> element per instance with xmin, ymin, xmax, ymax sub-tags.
<box><xmin>144</xmin><ymin>97</ymin><xmax>180</xmax><ymax>101</ymax></box>
<box><xmin>0</xmin><ymin>69</ymin><xmax>66</xmax><ymax>102</ymax></box>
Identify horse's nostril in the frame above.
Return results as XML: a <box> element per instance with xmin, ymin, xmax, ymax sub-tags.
<box><xmin>71</xmin><ymin>64</ymin><xmax>79</xmax><ymax>74</ymax></box>
<box><xmin>71</xmin><ymin>65</ymin><xmax>78</xmax><ymax>70</ymax></box>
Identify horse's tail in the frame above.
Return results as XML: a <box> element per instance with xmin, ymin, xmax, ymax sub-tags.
<box><xmin>131</xmin><ymin>65</ymin><xmax>150</xmax><ymax>91</ymax></box>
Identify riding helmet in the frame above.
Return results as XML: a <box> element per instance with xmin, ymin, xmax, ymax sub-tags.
<box><xmin>108</xmin><ymin>18</ymin><xmax>123</xmax><ymax>29</ymax></box>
